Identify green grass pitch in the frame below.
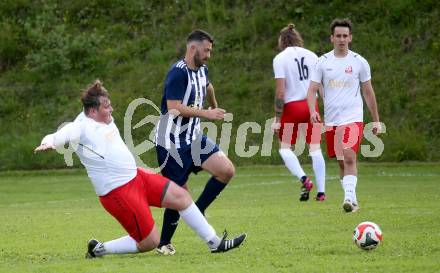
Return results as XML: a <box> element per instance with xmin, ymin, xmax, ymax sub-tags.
<box><xmin>1</xmin><ymin>162</ymin><xmax>439</xmax><ymax>273</ymax></box>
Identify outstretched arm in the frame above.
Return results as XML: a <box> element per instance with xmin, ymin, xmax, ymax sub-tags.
<box><xmin>34</xmin><ymin>121</ymin><xmax>81</xmax><ymax>153</ymax></box>
<box><xmin>34</xmin><ymin>134</ymin><xmax>56</xmax><ymax>152</ymax></box>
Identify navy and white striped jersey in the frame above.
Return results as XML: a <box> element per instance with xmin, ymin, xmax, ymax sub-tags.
<box><xmin>156</xmin><ymin>60</ymin><xmax>210</xmax><ymax>149</ymax></box>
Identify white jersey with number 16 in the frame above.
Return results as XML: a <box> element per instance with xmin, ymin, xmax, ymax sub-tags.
<box><xmin>273</xmin><ymin>46</ymin><xmax>318</xmax><ymax>103</ymax></box>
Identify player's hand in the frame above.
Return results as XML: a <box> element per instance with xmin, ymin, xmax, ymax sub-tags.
<box><xmin>205</xmin><ymin>107</ymin><xmax>226</xmax><ymax>120</ymax></box>
<box><xmin>372</xmin><ymin>121</ymin><xmax>382</xmax><ymax>135</ymax></box>
<box><xmin>34</xmin><ymin>143</ymin><xmax>55</xmax><ymax>153</ymax></box>
<box><xmin>310</xmin><ymin>111</ymin><xmax>321</xmax><ymax>123</ymax></box>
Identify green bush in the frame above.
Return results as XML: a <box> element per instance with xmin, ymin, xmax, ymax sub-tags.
<box><xmin>0</xmin><ymin>0</ymin><xmax>439</xmax><ymax>170</ymax></box>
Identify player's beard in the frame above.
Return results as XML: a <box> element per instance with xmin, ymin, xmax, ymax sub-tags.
<box><xmin>193</xmin><ymin>51</ymin><xmax>205</xmax><ymax>68</ymax></box>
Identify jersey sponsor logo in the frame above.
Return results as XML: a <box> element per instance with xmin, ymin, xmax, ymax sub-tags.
<box><xmin>345</xmin><ymin>65</ymin><xmax>353</xmax><ymax>74</ymax></box>
<box><xmin>328</xmin><ymin>80</ymin><xmax>352</xmax><ymax>88</ymax></box>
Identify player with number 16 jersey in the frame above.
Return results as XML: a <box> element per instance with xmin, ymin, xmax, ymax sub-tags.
<box><xmin>272</xmin><ymin>23</ymin><xmax>326</xmax><ymax>202</ymax></box>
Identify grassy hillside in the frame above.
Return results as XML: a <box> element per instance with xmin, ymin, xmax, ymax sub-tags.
<box><xmin>1</xmin><ymin>0</ymin><xmax>439</xmax><ymax>170</ymax></box>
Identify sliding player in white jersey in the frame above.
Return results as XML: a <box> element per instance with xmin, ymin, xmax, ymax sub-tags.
<box><xmin>34</xmin><ymin>80</ymin><xmax>246</xmax><ymax>257</ymax></box>
<box><xmin>272</xmin><ymin>23</ymin><xmax>326</xmax><ymax>202</ymax></box>
<box><xmin>307</xmin><ymin>19</ymin><xmax>381</xmax><ymax>212</ymax></box>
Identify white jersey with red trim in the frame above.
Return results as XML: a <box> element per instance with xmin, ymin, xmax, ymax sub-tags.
<box><xmin>40</xmin><ymin>112</ymin><xmax>137</xmax><ymax>196</ymax></box>
<box><xmin>273</xmin><ymin>46</ymin><xmax>318</xmax><ymax>103</ymax></box>
<box><xmin>311</xmin><ymin>50</ymin><xmax>371</xmax><ymax>126</ymax></box>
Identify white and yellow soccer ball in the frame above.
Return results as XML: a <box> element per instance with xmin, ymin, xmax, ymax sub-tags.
<box><xmin>353</xmin><ymin>221</ymin><xmax>383</xmax><ymax>250</ymax></box>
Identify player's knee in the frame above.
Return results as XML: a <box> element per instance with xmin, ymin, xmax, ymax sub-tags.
<box><xmin>173</xmin><ymin>187</ymin><xmax>193</xmax><ymax>210</ymax></box>
<box><xmin>220</xmin><ymin>163</ymin><xmax>235</xmax><ymax>182</ymax></box>
<box><xmin>344</xmin><ymin>155</ymin><xmax>356</xmax><ymax>166</ymax></box>
<box><xmin>179</xmin><ymin>190</ymin><xmax>193</xmax><ymax>207</ymax></box>
<box><xmin>226</xmin><ymin>164</ymin><xmax>235</xmax><ymax>179</ymax></box>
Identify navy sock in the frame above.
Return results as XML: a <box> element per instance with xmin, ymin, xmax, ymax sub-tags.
<box><xmin>159</xmin><ymin>208</ymin><xmax>180</xmax><ymax>246</ymax></box>
<box><xmin>195</xmin><ymin>177</ymin><xmax>227</xmax><ymax>215</ymax></box>
<box><xmin>300</xmin><ymin>176</ymin><xmax>308</xmax><ymax>183</ymax></box>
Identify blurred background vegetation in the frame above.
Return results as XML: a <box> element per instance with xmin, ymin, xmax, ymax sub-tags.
<box><xmin>0</xmin><ymin>0</ymin><xmax>439</xmax><ymax>170</ymax></box>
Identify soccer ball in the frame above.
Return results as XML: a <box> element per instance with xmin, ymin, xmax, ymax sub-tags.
<box><xmin>353</xmin><ymin>221</ymin><xmax>383</xmax><ymax>250</ymax></box>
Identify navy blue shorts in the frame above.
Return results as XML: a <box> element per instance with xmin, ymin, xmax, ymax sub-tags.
<box><xmin>156</xmin><ymin>135</ymin><xmax>220</xmax><ymax>186</ymax></box>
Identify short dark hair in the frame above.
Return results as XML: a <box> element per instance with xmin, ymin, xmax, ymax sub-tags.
<box><xmin>187</xmin><ymin>29</ymin><xmax>214</xmax><ymax>44</ymax></box>
<box><xmin>279</xmin><ymin>23</ymin><xmax>304</xmax><ymax>50</ymax></box>
<box><xmin>330</xmin><ymin>18</ymin><xmax>353</xmax><ymax>34</ymax></box>
<box><xmin>81</xmin><ymin>80</ymin><xmax>109</xmax><ymax>115</ymax></box>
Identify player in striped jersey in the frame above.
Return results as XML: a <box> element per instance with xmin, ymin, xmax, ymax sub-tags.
<box><xmin>155</xmin><ymin>30</ymin><xmax>241</xmax><ymax>255</ymax></box>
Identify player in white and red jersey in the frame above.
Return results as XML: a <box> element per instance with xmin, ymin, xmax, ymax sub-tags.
<box><xmin>272</xmin><ymin>23</ymin><xmax>326</xmax><ymax>202</ymax></box>
<box><xmin>307</xmin><ymin>19</ymin><xmax>381</xmax><ymax>213</ymax></box>
<box><xmin>34</xmin><ymin>80</ymin><xmax>246</xmax><ymax>257</ymax></box>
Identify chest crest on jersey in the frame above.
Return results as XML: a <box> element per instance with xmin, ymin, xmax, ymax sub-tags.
<box><xmin>105</xmin><ymin>129</ymin><xmax>117</xmax><ymax>141</ymax></box>
<box><xmin>345</xmin><ymin>65</ymin><xmax>353</xmax><ymax>74</ymax></box>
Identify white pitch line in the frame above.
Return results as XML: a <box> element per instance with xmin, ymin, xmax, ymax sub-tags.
<box><xmin>6</xmin><ymin>198</ymin><xmax>95</xmax><ymax>208</ymax></box>
<box><xmin>228</xmin><ymin>180</ymin><xmax>287</xmax><ymax>189</ymax></box>
<box><xmin>374</xmin><ymin>172</ymin><xmax>440</xmax><ymax>177</ymax></box>
<box><xmin>3</xmin><ymin>172</ymin><xmax>439</xmax><ymax>207</ymax></box>
<box><xmin>232</xmin><ymin>173</ymin><xmax>440</xmax><ymax>178</ymax></box>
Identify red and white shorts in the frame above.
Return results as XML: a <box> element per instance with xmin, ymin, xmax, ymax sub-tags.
<box><xmin>278</xmin><ymin>99</ymin><xmax>322</xmax><ymax>145</ymax></box>
<box><xmin>99</xmin><ymin>167</ymin><xmax>170</xmax><ymax>242</ymax></box>
<box><xmin>325</xmin><ymin>122</ymin><xmax>364</xmax><ymax>158</ymax></box>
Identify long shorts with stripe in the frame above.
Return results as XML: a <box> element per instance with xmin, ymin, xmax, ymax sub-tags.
<box><xmin>99</xmin><ymin>167</ymin><xmax>170</xmax><ymax>242</ymax></box>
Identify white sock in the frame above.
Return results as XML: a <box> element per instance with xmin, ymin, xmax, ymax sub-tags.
<box><xmin>179</xmin><ymin>202</ymin><xmax>220</xmax><ymax>249</ymax></box>
<box><xmin>310</xmin><ymin>149</ymin><xmax>325</xmax><ymax>193</ymax></box>
<box><xmin>352</xmin><ymin>178</ymin><xmax>358</xmax><ymax>204</ymax></box>
<box><xmin>101</xmin><ymin>235</ymin><xmax>139</xmax><ymax>255</ymax></box>
<box><xmin>342</xmin><ymin>175</ymin><xmax>357</xmax><ymax>202</ymax></box>
<box><xmin>279</xmin><ymin>148</ymin><xmax>306</xmax><ymax>180</ymax></box>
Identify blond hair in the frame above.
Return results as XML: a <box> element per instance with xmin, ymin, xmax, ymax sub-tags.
<box><xmin>279</xmin><ymin>23</ymin><xmax>304</xmax><ymax>50</ymax></box>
